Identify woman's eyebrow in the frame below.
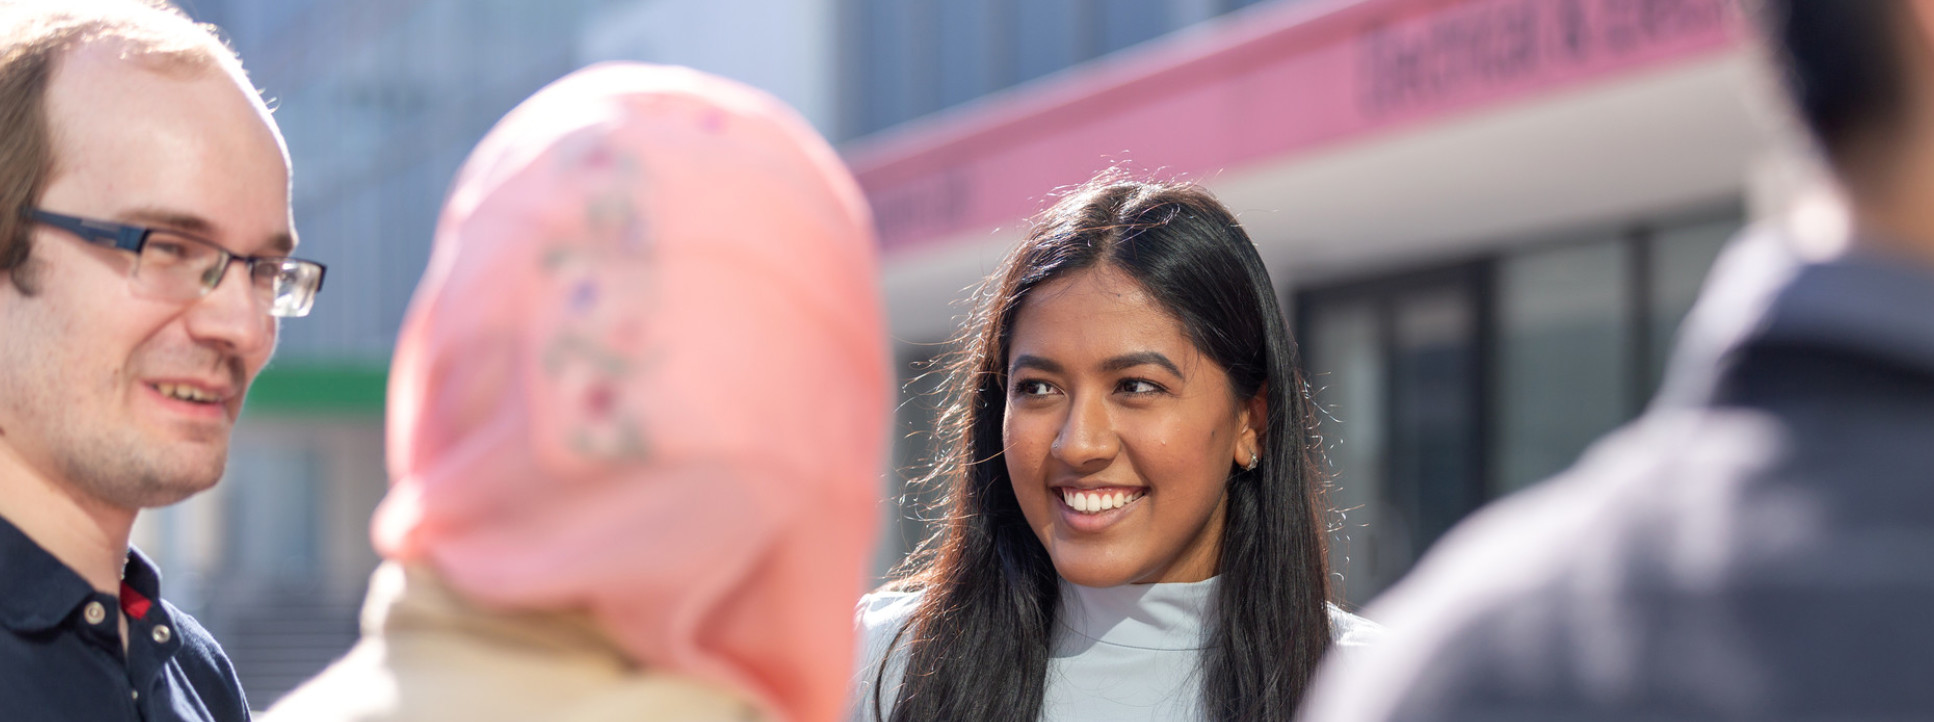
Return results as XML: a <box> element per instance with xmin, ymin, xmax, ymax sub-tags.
<box><xmin>1102</xmin><ymin>351</ymin><xmax>1181</xmax><ymax>376</ymax></box>
<box><xmin>1010</xmin><ymin>354</ymin><xmax>1064</xmax><ymax>375</ymax></box>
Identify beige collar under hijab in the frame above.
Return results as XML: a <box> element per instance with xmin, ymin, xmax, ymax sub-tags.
<box><xmin>369</xmin><ymin>63</ymin><xmax>889</xmax><ymax>722</ymax></box>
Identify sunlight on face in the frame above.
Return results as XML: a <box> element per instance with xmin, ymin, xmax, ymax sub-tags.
<box><xmin>1003</xmin><ymin>265</ymin><xmax>1261</xmax><ymax>587</ymax></box>
<box><xmin>0</xmin><ymin>43</ymin><xmax>292</xmax><ymax>509</ymax></box>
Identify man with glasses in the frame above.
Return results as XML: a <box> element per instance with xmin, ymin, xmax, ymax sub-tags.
<box><xmin>0</xmin><ymin>1</ymin><xmax>322</xmax><ymax>719</ymax></box>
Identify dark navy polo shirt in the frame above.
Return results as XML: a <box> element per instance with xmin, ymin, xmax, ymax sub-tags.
<box><xmin>0</xmin><ymin>514</ymin><xmax>249</xmax><ymax>721</ymax></box>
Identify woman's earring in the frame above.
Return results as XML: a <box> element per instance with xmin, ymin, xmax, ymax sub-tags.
<box><xmin>1244</xmin><ymin>451</ymin><xmax>1259</xmax><ymax>471</ymax></box>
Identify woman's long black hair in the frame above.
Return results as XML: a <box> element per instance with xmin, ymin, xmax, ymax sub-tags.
<box><xmin>873</xmin><ymin>172</ymin><xmax>1333</xmax><ymax>721</ymax></box>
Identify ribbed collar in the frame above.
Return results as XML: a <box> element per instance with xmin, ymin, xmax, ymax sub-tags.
<box><xmin>1053</xmin><ymin>577</ymin><xmax>1216</xmax><ymax>654</ymax></box>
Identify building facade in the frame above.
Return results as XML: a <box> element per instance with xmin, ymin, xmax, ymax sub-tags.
<box><xmin>844</xmin><ymin>0</ymin><xmax>1771</xmax><ymax>604</ymax></box>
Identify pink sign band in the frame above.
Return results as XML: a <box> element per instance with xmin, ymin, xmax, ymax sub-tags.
<box><xmin>847</xmin><ymin>0</ymin><xmax>1740</xmax><ymax>255</ymax></box>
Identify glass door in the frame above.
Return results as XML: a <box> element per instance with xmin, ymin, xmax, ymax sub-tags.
<box><xmin>1300</xmin><ymin>265</ymin><xmax>1487</xmax><ymax>604</ymax></box>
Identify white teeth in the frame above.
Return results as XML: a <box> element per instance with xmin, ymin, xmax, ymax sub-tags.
<box><xmin>1062</xmin><ymin>489</ymin><xmax>1143</xmax><ymax>514</ymax></box>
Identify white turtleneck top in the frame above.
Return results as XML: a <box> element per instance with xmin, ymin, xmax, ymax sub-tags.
<box><xmin>849</xmin><ymin>578</ymin><xmax>1383</xmax><ymax>721</ymax></box>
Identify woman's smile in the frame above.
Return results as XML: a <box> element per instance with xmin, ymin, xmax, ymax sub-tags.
<box><xmin>1053</xmin><ymin>484</ymin><xmax>1148</xmax><ymax>531</ymax></box>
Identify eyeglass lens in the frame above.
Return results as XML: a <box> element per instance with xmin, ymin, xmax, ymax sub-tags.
<box><xmin>133</xmin><ymin>231</ymin><xmax>320</xmax><ymax>317</ymax></box>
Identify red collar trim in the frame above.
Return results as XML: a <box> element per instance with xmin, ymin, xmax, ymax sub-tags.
<box><xmin>119</xmin><ymin>581</ymin><xmax>151</xmax><ymax>621</ymax></box>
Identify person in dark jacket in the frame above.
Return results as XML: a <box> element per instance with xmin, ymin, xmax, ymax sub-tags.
<box><xmin>1301</xmin><ymin>2</ymin><xmax>1934</xmax><ymax>720</ymax></box>
<box><xmin>0</xmin><ymin>2</ymin><xmax>322</xmax><ymax>720</ymax></box>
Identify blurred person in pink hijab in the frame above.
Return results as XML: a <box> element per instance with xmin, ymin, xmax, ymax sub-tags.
<box><xmin>264</xmin><ymin>62</ymin><xmax>888</xmax><ymax>722</ymax></box>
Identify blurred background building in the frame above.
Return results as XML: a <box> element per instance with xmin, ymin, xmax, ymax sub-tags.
<box><xmin>146</xmin><ymin>0</ymin><xmax>1770</xmax><ymax>706</ymax></box>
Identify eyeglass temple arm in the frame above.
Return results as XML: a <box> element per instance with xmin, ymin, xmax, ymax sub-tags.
<box><xmin>27</xmin><ymin>210</ymin><xmax>146</xmax><ymax>252</ymax></box>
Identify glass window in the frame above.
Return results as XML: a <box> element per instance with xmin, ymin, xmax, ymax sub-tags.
<box><xmin>938</xmin><ymin>0</ymin><xmax>1001</xmax><ymax>108</ymax></box>
<box><xmin>1494</xmin><ymin>238</ymin><xmax>1633</xmax><ymax>496</ymax></box>
<box><xmin>859</xmin><ymin>0</ymin><xmax>920</xmax><ymax>134</ymax></box>
<box><xmin>1305</xmin><ymin>299</ymin><xmax>1393</xmax><ymax>605</ymax></box>
<box><xmin>1294</xmin><ymin>209</ymin><xmax>1738</xmax><ymax>603</ymax></box>
<box><xmin>1097</xmin><ymin>0</ymin><xmax>1171</xmax><ymax>55</ymax></box>
<box><xmin>1648</xmin><ymin>218</ymin><xmax>1736</xmax><ymax>389</ymax></box>
<box><xmin>379</xmin><ymin>166</ymin><xmax>436</xmax><ymax>349</ymax></box>
<box><xmin>1389</xmin><ymin>282</ymin><xmax>1483</xmax><ymax>555</ymax></box>
<box><xmin>1299</xmin><ymin>270</ymin><xmax>1483</xmax><ymax>601</ymax></box>
<box><xmin>224</xmin><ymin>445</ymin><xmax>322</xmax><ymax>584</ymax></box>
<box><xmin>346</xmin><ymin>183</ymin><xmax>384</xmax><ymax>345</ymax></box>
<box><xmin>1013</xmin><ymin>0</ymin><xmax>1083</xmax><ymax>83</ymax></box>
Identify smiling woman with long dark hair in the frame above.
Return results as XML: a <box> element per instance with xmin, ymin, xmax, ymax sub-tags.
<box><xmin>852</xmin><ymin>173</ymin><xmax>1380</xmax><ymax>721</ymax></box>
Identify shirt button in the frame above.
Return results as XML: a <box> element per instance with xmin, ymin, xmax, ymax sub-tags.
<box><xmin>151</xmin><ymin>625</ymin><xmax>172</xmax><ymax>644</ymax></box>
<box><xmin>131</xmin><ymin>689</ymin><xmax>139</xmax><ymax>700</ymax></box>
<box><xmin>83</xmin><ymin>601</ymin><xmax>107</xmax><ymax>625</ymax></box>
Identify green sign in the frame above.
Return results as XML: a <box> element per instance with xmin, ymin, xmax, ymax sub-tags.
<box><xmin>243</xmin><ymin>361</ymin><xmax>388</xmax><ymax>417</ymax></box>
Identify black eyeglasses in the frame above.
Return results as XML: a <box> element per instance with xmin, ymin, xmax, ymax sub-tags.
<box><xmin>27</xmin><ymin>209</ymin><xmax>326</xmax><ymax>318</ymax></box>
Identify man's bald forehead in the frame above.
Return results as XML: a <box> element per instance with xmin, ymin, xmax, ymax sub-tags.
<box><xmin>0</xmin><ymin>0</ymin><xmax>284</xmax><ymax>280</ymax></box>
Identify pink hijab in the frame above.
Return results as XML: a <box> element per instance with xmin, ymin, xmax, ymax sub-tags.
<box><xmin>370</xmin><ymin>63</ymin><xmax>888</xmax><ymax>722</ymax></box>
